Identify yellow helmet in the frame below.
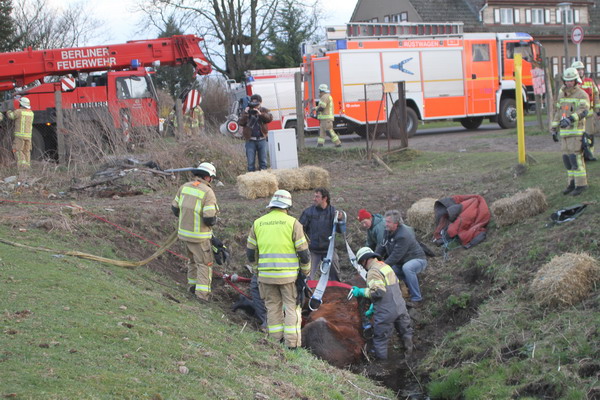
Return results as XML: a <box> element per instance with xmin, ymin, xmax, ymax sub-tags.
<box><xmin>563</xmin><ymin>67</ymin><xmax>582</xmax><ymax>83</ymax></box>
<box><xmin>195</xmin><ymin>162</ymin><xmax>217</xmax><ymax>178</ymax></box>
<box><xmin>267</xmin><ymin>189</ymin><xmax>293</xmax><ymax>209</ymax></box>
<box><xmin>318</xmin><ymin>83</ymin><xmax>329</xmax><ymax>93</ymax></box>
<box><xmin>356</xmin><ymin>246</ymin><xmax>380</xmax><ymax>264</ymax></box>
<box><xmin>571</xmin><ymin>60</ymin><xmax>585</xmax><ymax>70</ymax></box>
<box><xmin>19</xmin><ymin>97</ymin><xmax>31</xmax><ymax>109</ymax></box>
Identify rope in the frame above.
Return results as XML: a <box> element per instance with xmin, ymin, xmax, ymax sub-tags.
<box><xmin>0</xmin><ymin>231</ymin><xmax>178</xmax><ymax>269</ymax></box>
<box><xmin>1</xmin><ymin>199</ymin><xmax>254</xmax><ymax>296</ymax></box>
<box><xmin>0</xmin><ymin>199</ymin><xmax>188</xmax><ymax>260</ymax></box>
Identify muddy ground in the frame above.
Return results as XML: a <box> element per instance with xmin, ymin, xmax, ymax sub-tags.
<box><xmin>0</xmin><ymin>126</ymin><xmax>574</xmax><ymax>398</ymax></box>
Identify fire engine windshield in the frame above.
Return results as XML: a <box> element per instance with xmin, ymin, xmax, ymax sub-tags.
<box><xmin>115</xmin><ymin>76</ymin><xmax>152</xmax><ymax>100</ymax></box>
<box><xmin>505</xmin><ymin>41</ymin><xmax>534</xmax><ymax>62</ymax></box>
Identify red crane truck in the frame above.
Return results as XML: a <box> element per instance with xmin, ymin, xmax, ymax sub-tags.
<box><xmin>0</xmin><ymin>35</ymin><xmax>211</xmax><ymax>158</ymax></box>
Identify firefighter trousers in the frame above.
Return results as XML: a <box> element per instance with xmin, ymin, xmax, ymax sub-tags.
<box><xmin>318</xmin><ymin>120</ymin><xmax>341</xmax><ymax>146</ymax></box>
<box><xmin>13</xmin><ymin>137</ymin><xmax>32</xmax><ymax>169</ymax></box>
<box><xmin>258</xmin><ymin>281</ymin><xmax>301</xmax><ymax>348</ymax></box>
<box><xmin>561</xmin><ymin>136</ymin><xmax>587</xmax><ymax>187</ymax></box>
<box><xmin>183</xmin><ymin>240</ymin><xmax>214</xmax><ymax>300</ymax></box>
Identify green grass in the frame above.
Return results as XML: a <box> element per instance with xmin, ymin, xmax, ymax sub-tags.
<box><xmin>0</xmin><ymin>224</ymin><xmax>393</xmax><ymax>399</ymax></box>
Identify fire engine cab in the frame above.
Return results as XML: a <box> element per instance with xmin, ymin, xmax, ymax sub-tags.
<box><xmin>303</xmin><ymin>22</ymin><xmax>543</xmax><ymax>138</ymax></box>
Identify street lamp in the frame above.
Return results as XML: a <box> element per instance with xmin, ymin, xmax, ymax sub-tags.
<box><xmin>558</xmin><ymin>2</ymin><xmax>572</xmax><ymax>69</ymax></box>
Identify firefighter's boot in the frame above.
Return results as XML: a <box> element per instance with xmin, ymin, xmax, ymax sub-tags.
<box><xmin>571</xmin><ymin>186</ymin><xmax>587</xmax><ymax>196</ymax></box>
<box><xmin>562</xmin><ymin>180</ymin><xmax>575</xmax><ymax>195</ymax></box>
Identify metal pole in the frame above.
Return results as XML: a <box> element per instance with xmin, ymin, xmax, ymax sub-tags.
<box><xmin>563</xmin><ymin>11</ymin><xmax>569</xmax><ymax>67</ymax></box>
<box><xmin>294</xmin><ymin>72</ymin><xmax>305</xmax><ymax>151</ymax></box>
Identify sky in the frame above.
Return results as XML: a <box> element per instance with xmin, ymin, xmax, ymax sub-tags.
<box><xmin>47</xmin><ymin>0</ymin><xmax>357</xmax><ymax>45</ymax></box>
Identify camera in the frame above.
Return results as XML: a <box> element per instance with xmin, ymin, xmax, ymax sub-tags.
<box><xmin>248</xmin><ymin>101</ymin><xmax>260</xmax><ymax>115</ymax></box>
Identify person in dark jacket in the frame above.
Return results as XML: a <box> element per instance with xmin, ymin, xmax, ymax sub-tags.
<box><xmin>375</xmin><ymin>209</ymin><xmax>427</xmax><ymax>305</ymax></box>
<box><xmin>351</xmin><ymin>247</ymin><xmax>413</xmax><ymax>360</ymax></box>
<box><xmin>299</xmin><ymin>187</ymin><xmax>343</xmax><ymax>281</ymax></box>
<box><xmin>358</xmin><ymin>209</ymin><xmax>385</xmax><ymax>251</ymax></box>
<box><xmin>238</xmin><ymin>94</ymin><xmax>273</xmax><ymax>172</ymax></box>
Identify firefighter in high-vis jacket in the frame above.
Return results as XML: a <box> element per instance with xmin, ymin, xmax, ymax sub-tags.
<box><xmin>184</xmin><ymin>105</ymin><xmax>205</xmax><ymax>136</ymax></box>
<box><xmin>313</xmin><ymin>84</ymin><xmax>342</xmax><ymax>148</ymax></box>
<box><xmin>551</xmin><ymin>67</ymin><xmax>591</xmax><ymax>196</ymax></box>
<box><xmin>351</xmin><ymin>247</ymin><xmax>413</xmax><ymax>360</ymax></box>
<box><xmin>7</xmin><ymin>97</ymin><xmax>34</xmax><ymax>170</ymax></box>
<box><xmin>246</xmin><ymin>190</ymin><xmax>310</xmax><ymax>349</ymax></box>
<box><xmin>572</xmin><ymin>60</ymin><xmax>598</xmax><ymax>161</ymax></box>
<box><xmin>172</xmin><ymin>162</ymin><xmax>219</xmax><ymax>301</ymax></box>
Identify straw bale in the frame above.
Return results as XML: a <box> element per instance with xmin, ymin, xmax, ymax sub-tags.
<box><xmin>530</xmin><ymin>253</ymin><xmax>600</xmax><ymax>308</ymax></box>
<box><xmin>270</xmin><ymin>168</ymin><xmax>310</xmax><ymax>191</ymax></box>
<box><xmin>490</xmin><ymin>188</ymin><xmax>547</xmax><ymax>227</ymax></box>
<box><xmin>406</xmin><ymin>197</ymin><xmax>437</xmax><ymax>236</ymax></box>
<box><xmin>236</xmin><ymin>171</ymin><xmax>278</xmax><ymax>199</ymax></box>
<box><xmin>300</xmin><ymin>165</ymin><xmax>330</xmax><ymax>189</ymax></box>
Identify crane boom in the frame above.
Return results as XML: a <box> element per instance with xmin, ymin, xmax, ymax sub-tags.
<box><xmin>0</xmin><ymin>35</ymin><xmax>211</xmax><ymax>91</ymax></box>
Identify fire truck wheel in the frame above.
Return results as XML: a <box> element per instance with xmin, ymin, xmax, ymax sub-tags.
<box><xmin>498</xmin><ymin>98</ymin><xmax>517</xmax><ymax>129</ymax></box>
<box><xmin>31</xmin><ymin>127</ymin><xmax>46</xmax><ymax>161</ymax></box>
<box><xmin>388</xmin><ymin>104</ymin><xmax>418</xmax><ymax>139</ymax></box>
<box><xmin>460</xmin><ymin>117</ymin><xmax>484</xmax><ymax>130</ymax></box>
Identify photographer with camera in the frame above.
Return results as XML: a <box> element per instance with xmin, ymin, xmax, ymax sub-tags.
<box><xmin>239</xmin><ymin>94</ymin><xmax>273</xmax><ymax>172</ymax></box>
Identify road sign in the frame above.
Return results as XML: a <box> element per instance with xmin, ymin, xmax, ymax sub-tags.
<box><xmin>571</xmin><ymin>26</ymin><xmax>584</xmax><ymax>44</ymax></box>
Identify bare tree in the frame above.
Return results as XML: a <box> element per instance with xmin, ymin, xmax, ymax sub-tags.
<box><xmin>12</xmin><ymin>0</ymin><xmax>102</xmax><ymax>50</ymax></box>
<box><xmin>137</xmin><ymin>0</ymin><xmax>279</xmax><ymax>80</ymax></box>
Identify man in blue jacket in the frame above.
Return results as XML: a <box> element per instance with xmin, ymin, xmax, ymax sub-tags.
<box><xmin>300</xmin><ymin>187</ymin><xmax>343</xmax><ymax>281</ymax></box>
<box><xmin>358</xmin><ymin>209</ymin><xmax>385</xmax><ymax>251</ymax></box>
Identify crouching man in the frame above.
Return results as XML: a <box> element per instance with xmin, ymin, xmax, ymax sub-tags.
<box><xmin>351</xmin><ymin>247</ymin><xmax>413</xmax><ymax>360</ymax></box>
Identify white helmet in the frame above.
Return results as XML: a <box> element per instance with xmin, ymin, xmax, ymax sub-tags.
<box><xmin>571</xmin><ymin>60</ymin><xmax>585</xmax><ymax>70</ymax></box>
<box><xmin>20</xmin><ymin>97</ymin><xmax>31</xmax><ymax>109</ymax></box>
<box><xmin>563</xmin><ymin>67</ymin><xmax>582</xmax><ymax>84</ymax></box>
<box><xmin>356</xmin><ymin>246</ymin><xmax>380</xmax><ymax>265</ymax></box>
<box><xmin>195</xmin><ymin>162</ymin><xmax>217</xmax><ymax>178</ymax></box>
<box><xmin>318</xmin><ymin>84</ymin><xmax>329</xmax><ymax>93</ymax></box>
<box><xmin>267</xmin><ymin>189</ymin><xmax>293</xmax><ymax>209</ymax></box>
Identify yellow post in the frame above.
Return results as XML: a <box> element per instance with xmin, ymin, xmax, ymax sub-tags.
<box><xmin>515</xmin><ymin>53</ymin><xmax>526</xmax><ymax>164</ymax></box>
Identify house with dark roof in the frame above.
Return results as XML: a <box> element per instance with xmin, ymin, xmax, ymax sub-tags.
<box><xmin>351</xmin><ymin>0</ymin><xmax>600</xmax><ymax>77</ymax></box>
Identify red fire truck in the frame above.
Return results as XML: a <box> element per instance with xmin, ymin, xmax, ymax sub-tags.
<box><xmin>303</xmin><ymin>22</ymin><xmax>543</xmax><ymax>138</ymax></box>
<box><xmin>0</xmin><ymin>35</ymin><xmax>211</xmax><ymax>158</ymax></box>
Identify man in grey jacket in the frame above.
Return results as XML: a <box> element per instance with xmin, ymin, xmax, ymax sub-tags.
<box><xmin>375</xmin><ymin>209</ymin><xmax>427</xmax><ymax>306</ymax></box>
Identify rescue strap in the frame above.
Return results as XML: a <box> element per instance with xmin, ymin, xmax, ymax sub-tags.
<box><xmin>308</xmin><ymin>213</ymin><xmax>340</xmax><ymax>311</ymax></box>
<box><xmin>306</xmin><ymin>279</ymin><xmax>352</xmax><ymax>290</ymax></box>
<box><xmin>339</xmin><ymin>211</ymin><xmax>367</xmax><ymax>281</ymax></box>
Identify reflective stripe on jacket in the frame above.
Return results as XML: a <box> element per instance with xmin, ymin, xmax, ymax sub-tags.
<box><xmin>365</xmin><ymin>259</ymin><xmax>405</xmax><ymax>322</ymax></box>
<box><xmin>552</xmin><ymin>85</ymin><xmax>590</xmax><ymax>137</ymax></box>
<box><xmin>581</xmin><ymin>78</ymin><xmax>600</xmax><ymax>111</ymax></box>
<box><xmin>317</xmin><ymin>93</ymin><xmax>334</xmax><ymax>120</ymax></box>
<box><xmin>172</xmin><ymin>180</ymin><xmax>218</xmax><ymax>242</ymax></box>
<box><xmin>8</xmin><ymin>109</ymin><xmax>34</xmax><ymax>139</ymax></box>
<box><xmin>248</xmin><ymin>210</ymin><xmax>306</xmax><ymax>283</ymax></box>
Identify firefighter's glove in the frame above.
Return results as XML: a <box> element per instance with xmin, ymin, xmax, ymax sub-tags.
<box><xmin>295</xmin><ymin>273</ymin><xmax>307</xmax><ymax>305</ymax></box>
<box><xmin>559</xmin><ymin>117</ymin><xmax>573</xmax><ymax>129</ymax></box>
<box><xmin>351</xmin><ymin>286</ymin><xmax>366</xmax><ymax>298</ymax></box>
<box><xmin>211</xmin><ymin>236</ymin><xmax>229</xmax><ymax>265</ymax></box>
<box><xmin>551</xmin><ymin>128</ymin><xmax>559</xmax><ymax>143</ymax></box>
<box><xmin>365</xmin><ymin>304</ymin><xmax>374</xmax><ymax>318</ymax></box>
<box><xmin>596</xmin><ymin>111</ymin><xmax>600</xmax><ymax>117</ymax></box>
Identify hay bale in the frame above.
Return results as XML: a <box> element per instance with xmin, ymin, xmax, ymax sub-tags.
<box><xmin>270</xmin><ymin>168</ymin><xmax>310</xmax><ymax>191</ymax></box>
<box><xmin>406</xmin><ymin>197</ymin><xmax>437</xmax><ymax>236</ymax></box>
<box><xmin>236</xmin><ymin>171</ymin><xmax>278</xmax><ymax>199</ymax></box>
<box><xmin>530</xmin><ymin>253</ymin><xmax>600</xmax><ymax>308</ymax></box>
<box><xmin>490</xmin><ymin>188</ymin><xmax>547</xmax><ymax>227</ymax></box>
<box><xmin>301</xmin><ymin>165</ymin><xmax>330</xmax><ymax>189</ymax></box>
